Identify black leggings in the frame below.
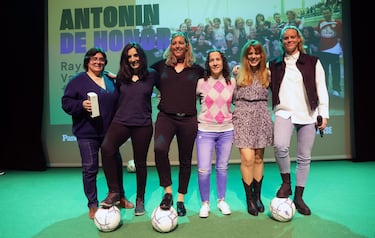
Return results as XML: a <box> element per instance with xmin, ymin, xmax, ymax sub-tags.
<box><xmin>154</xmin><ymin>112</ymin><xmax>198</xmax><ymax>194</ymax></box>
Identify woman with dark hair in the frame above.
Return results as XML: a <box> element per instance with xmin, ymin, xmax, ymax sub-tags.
<box><xmin>62</xmin><ymin>47</ymin><xmax>133</xmax><ymax>219</ymax></box>
<box><xmin>196</xmin><ymin>49</ymin><xmax>236</xmax><ymax>218</ymax></box>
<box><xmin>302</xmin><ymin>26</ymin><xmax>320</xmax><ymax>56</ymax></box>
<box><xmin>151</xmin><ymin>32</ymin><xmax>204</xmax><ymax>217</ymax></box>
<box><xmin>100</xmin><ymin>42</ymin><xmax>159</xmax><ymax>216</ymax></box>
<box><xmin>232</xmin><ymin>40</ymin><xmax>273</xmax><ymax>216</ymax></box>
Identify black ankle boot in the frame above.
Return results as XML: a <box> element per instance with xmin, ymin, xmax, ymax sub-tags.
<box><xmin>293</xmin><ymin>186</ymin><xmax>311</xmax><ymax>215</ymax></box>
<box><xmin>160</xmin><ymin>193</ymin><xmax>173</xmax><ymax>210</ymax></box>
<box><xmin>276</xmin><ymin>173</ymin><xmax>292</xmax><ymax>198</ymax></box>
<box><xmin>253</xmin><ymin>177</ymin><xmax>264</xmax><ymax>213</ymax></box>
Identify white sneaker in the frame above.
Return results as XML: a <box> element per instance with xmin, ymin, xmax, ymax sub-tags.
<box><xmin>199</xmin><ymin>202</ymin><xmax>210</xmax><ymax>218</ymax></box>
<box><xmin>217</xmin><ymin>200</ymin><xmax>231</xmax><ymax>215</ymax></box>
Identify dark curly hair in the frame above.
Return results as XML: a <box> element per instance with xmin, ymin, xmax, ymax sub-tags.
<box><xmin>83</xmin><ymin>47</ymin><xmax>107</xmax><ymax>71</ymax></box>
<box><xmin>203</xmin><ymin>49</ymin><xmax>231</xmax><ymax>85</ymax></box>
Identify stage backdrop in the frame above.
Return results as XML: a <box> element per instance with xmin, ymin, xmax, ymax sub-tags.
<box><xmin>43</xmin><ymin>0</ymin><xmax>351</xmax><ymax>167</ymax></box>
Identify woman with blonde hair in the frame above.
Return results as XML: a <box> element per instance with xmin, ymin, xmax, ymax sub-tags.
<box><xmin>269</xmin><ymin>26</ymin><xmax>329</xmax><ymax>215</ymax></box>
<box><xmin>151</xmin><ymin>32</ymin><xmax>204</xmax><ymax>217</ymax></box>
<box><xmin>232</xmin><ymin>40</ymin><xmax>273</xmax><ymax>216</ymax></box>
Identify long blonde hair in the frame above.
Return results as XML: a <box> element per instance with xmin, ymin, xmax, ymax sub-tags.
<box><xmin>163</xmin><ymin>31</ymin><xmax>196</xmax><ymax>67</ymax></box>
<box><xmin>236</xmin><ymin>40</ymin><xmax>269</xmax><ymax>88</ymax></box>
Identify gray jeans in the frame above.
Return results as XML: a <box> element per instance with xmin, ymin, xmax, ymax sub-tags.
<box><xmin>273</xmin><ymin>116</ymin><xmax>316</xmax><ymax>187</ymax></box>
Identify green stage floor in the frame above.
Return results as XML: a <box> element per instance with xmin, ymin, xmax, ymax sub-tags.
<box><xmin>0</xmin><ymin>160</ymin><xmax>373</xmax><ymax>238</ymax></box>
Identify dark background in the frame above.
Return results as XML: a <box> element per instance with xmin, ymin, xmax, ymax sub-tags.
<box><xmin>2</xmin><ymin>1</ymin><xmax>371</xmax><ymax>171</ymax></box>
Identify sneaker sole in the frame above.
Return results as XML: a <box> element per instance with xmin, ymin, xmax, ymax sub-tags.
<box><xmin>100</xmin><ymin>200</ymin><xmax>120</xmax><ymax>208</ymax></box>
<box><xmin>135</xmin><ymin>211</ymin><xmax>145</xmax><ymax>216</ymax></box>
<box><xmin>220</xmin><ymin>211</ymin><xmax>231</xmax><ymax>215</ymax></box>
<box><xmin>160</xmin><ymin>204</ymin><xmax>171</xmax><ymax>210</ymax></box>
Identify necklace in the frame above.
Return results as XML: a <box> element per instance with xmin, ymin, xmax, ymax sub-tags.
<box><xmin>132</xmin><ymin>75</ymin><xmax>139</xmax><ymax>82</ymax></box>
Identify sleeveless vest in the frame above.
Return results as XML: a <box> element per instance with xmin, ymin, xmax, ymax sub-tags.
<box><xmin>269</xmin><ymin>53</ymin><xmax>319</xmax><ymax>110</ymax></box>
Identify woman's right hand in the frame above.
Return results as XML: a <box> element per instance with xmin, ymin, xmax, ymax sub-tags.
<box><xmin>83</xmin><ymin>99</ymin><xmax>92</xmax><ymax>112</ymax></box>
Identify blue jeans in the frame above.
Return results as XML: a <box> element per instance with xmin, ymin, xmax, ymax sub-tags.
<box><xmin>77</xmin><ymin>138</ymin><xmax>102</xmax><ymax>208</ymax></box>
<box><xmin>196</xmin><ymin>130</ymin><xmax>234</xmax><ymax>203</ymax></box>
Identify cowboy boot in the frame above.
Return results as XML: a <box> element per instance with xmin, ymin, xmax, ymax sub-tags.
<box><xmin>242</xmin><ymin>179</ymin><xmax>258</xmax><ymax>216</ymax></box>
<box><xmin>253</xmin><ymin>177</ymin><xmax>264</xmax><ymax>212</ymax></box>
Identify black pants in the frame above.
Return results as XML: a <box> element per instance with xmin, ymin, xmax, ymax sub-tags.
<box><xmin>154</xmin><ymin>112</ymin><xmax>197</xmax><ymax>194</ymax></box>
<box><xmin>319</xmin><ymin>51</ymin><xmax>341</xmax><ymax>92</ymax></box>
<box><xmin>101</xmin><ymin>122</ymin><xmax>153</xmax><ymax>199</ymax></box>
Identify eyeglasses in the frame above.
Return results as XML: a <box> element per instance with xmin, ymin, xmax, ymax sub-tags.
<box><xmin>90</xmin><ymin>56</ymin><xmax>106</xmax><ymax>63</ymax></box>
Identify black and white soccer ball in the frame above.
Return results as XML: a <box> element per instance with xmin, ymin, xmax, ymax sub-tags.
<box><xmin>269</xmin><ymin>197</ymin><xmax>296</xmax><ymax>222</ymax></box>
<box><xmin>151</xmin><ymin>206</ymin><xmax>178</xmax><ymax>233</ymax></box>
<box><xmin>94</xmin><ymin>206</ymin><xmax>121</xmax><ymax>232</ymax></box>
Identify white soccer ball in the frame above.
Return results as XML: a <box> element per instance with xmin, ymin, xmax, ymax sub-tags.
<box><xmin>127</xmin><ymin>159</ymin><xmax>136</xmax><ymax>173</ymax></box>
<box><xmin>269</xmin><ymin>197</ymin><xmax>296</xmax><ymax>222</ymax></box>
<box><xmin>94</xmin><ymin>206</ymin><xmax>121</xmax><ymax>232</ymax></box>
<box><xmin>151</xmin><ymin>206</ymin><xmax>178</xmax><ymax>233</ymax></box>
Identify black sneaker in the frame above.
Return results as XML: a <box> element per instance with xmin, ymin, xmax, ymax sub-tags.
<box><xmin>177</xmin><ymin>201</ymin><xmax>186</xmax><ymax>216</ymax></box>
<box><xmin>100</xmin><ymin>192</ymin><xmax>120</xmax><ymax>208</ymax></box>
<box><xmin>0</xmin><ymin>170</ymin><xmax>5</xmax><ymax>176</ymax></box>
<box><xmin>160</xmin><ymin>193</ymin><xmax>173</xmax><ymax>210</ymax></box>
<box><xmin>135</xmin><ymin>198</ymin><xmax>145</xmax><ymax>216</ymax></box>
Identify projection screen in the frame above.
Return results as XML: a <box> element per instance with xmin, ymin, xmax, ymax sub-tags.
<box><xmin>44</xmin><ymin>0</ymin><xmax>351</xmax><ymax>166</ymax></box>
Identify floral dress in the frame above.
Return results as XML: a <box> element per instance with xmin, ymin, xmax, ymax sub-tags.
<box><xmin>232</xmin><ymin>77</ymin><xmax>273</xmax><ymax>148</ymax></box>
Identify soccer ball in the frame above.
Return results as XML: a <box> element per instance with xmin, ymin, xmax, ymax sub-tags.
<box><xmin>269</xmin><ymin>197</ymin><xmax>296</xmax><ymax>222</ymax></box>
<box><xmin>151</xmin><ymin>206</ymin><xmax>178</xmax><ymax>233</ymax></box>
<box><xmin>94</xmin><ymin>206</ymin><xmax>121</xmax><ymax>232</ymax></box>
<box><xmin>127</xmin><ymin>159</ymin><xmax>136</xmax><ymax>173</ymax></box>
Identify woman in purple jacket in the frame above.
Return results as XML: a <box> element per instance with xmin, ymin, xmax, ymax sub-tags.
<box><xmin>62</xmin><ymin>47</ymin><xmax>134</xmax><ymax>219</ymax></box>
